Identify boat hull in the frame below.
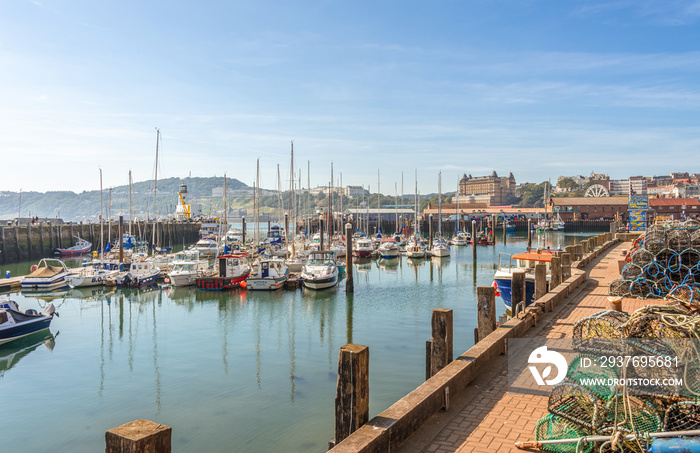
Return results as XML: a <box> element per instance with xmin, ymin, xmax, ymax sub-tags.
<box><xmin>302</xmin><ymin>274</ymin><xmax>338</xmax><ymax>290</ymax></box>
<box><xmin>246</xmin><ymin>276</ymin><xmax>286</xmax><ymax>291</ymax></box>
<box><xmin>21</xmin><ymin>276</ymin><xmax>69</xmax><ymax>291</ymax></box>
<box><xmin>195</xmin><ymin>274</ymin><xmax>248</xmax><ymax>291</ymax></box>
<box><xmin>115</xmin><ymin>273</ymin><xmax>159</xmax><ymax>288</ymax></box>
<box><xmin>52</xmin><ymin>246</ymin><xmax>91</xmax><ymax>257</ymax></box>
<box><xmin>0</xmin><ymin>315</ymin><xmax>53</xmax><ymax>346</ymax></box>
<box><xmin>494</xmin><ymin>277</ymin><xmax>535</xmax><ymax>308</ymax></box>
<box><xmin>352</xmin><ymin>250</ymin><xmax>372</xmax><ymax>258</ymax></box>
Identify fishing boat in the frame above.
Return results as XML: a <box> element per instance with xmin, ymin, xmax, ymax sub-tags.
<box><xmin>167</xmin><ymin>260</ymin><xmax>207</xmax><ymax>287</ymax></box>
<box><xmin>67</xmin><ymin>265</ymin><xmax>119</xmax><ymax>288</ymax></box>
<box><xmin>377</xmin><ymin>238</ymin><xmax>400</xmax><ymax>259</ymax></box>
<box><xmin>21</xmin><ymin>259</ymin><xmax>71</xmax><ymax>291</ymax></box>
<box><xmin>301</xmin><ymin>251</ymin><xmax>339</xmax><ymax>290</ymax></box>
<box><xmin>352</xmin><ymin>237</ymin><xmax>374</xmax><ymax>258</ymax></box>
<box><xmin>0</xmin><ymin>299</ymin><xmax>57</xmax><ymax>346</ymax></box>
<box><xmin>247</xmin><ymin>257</ymin><xmax>288</xmax><ymax>291</ymax></box>
<box><xmin>114</xmin><ymin>261</ymin><xmax>160</xmax><ymax>288</ymax></box>
<box><xmin>52</xmin><ymin>236</ymin><xmax>92</xmax><ymax>257</ymax></box>
<box><xmin>195</xmin><ymin>253</ymin><xmax>251</xmax><ymax>291</ymax></box>
<box><xmin>492</xmin><ymin>249</ymin><xmax>555</xmax><ymax>309</ymax></box>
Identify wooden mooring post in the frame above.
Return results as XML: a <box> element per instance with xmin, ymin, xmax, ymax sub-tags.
<box><xmin>511</xmin><ymin>270</ymin><xmax>526</xmax><ymax>317</ymax></box>
<box><xmin>331</xmin><ymin>344</ymin><xmax>369</xmax><ymax>448</ymax></box>
<box><xmin>476</xmin><ymin>287</ymin><xmax>496</xmax><ymax>342</ymax></box>
<box><xmin>471</xmin><ymin>220</ymin><xmax>476</xmax><ymax>260</ymax></box>
<box><xmin>429</xmin><ymin>308</ymin><xmax>453</xmax><ymax>378</ymax></box>
<box><xmin>105</xmin><ymin>419</ymin><xmax>171</xmax><ymax>453</ymax></box>
<box><xmin>534</xmin><ymin>263</ymin><xmax>547</xmax><ymax>302</ymax></box>
<box><xmin>550</xmin><ymin>256</ymin><xmax>562</xmax><ymax>290</ymax></box>
<box><xmin>527</xmin><ymin>219</ymin><xmax>532</xmax><ymax>250</ymax></box>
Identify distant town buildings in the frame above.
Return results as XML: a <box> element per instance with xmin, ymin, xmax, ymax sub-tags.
<box><xmin>556</xmin><ymin>171</ymin><xmax>700</xmax><ymax>198</ymax></box>
<box><xmin>456</xmin><ymin>171</ymin><xmax>517</xmax><ymax>207</ymax></box>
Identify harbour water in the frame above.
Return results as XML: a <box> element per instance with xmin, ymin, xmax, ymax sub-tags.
<box><xmin>1</xmin><ymin>231</ymin><xmax>596</xmax><ymax>452</ymax></box>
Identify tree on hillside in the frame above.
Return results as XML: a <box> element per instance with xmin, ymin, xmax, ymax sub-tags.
<box><xmin>558</xmin><ymin>177</ymin><xmax>579</xmax><ymax>192</ymax></box>
<box><xmin>517</xmin><ymin>182</ymin><xmax>547</xmax><ymax>207</ymax></box>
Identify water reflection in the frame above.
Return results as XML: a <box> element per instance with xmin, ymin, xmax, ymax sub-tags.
<box><xmin>0</xmin><ymin>331</ymin><xmax>56</xmax><ymax>378</ymax></box>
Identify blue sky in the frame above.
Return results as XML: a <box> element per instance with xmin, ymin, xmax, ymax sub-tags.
<box><xmin>1</xmin><ymin>0</ymin><xmax>699</xmax><ymax>195</ymax></box>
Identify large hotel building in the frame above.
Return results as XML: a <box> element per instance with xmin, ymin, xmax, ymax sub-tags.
<box><xmin>456</xmin><ymin>171</ymin><xmax>517</xmax><ymax>207</ymax></box>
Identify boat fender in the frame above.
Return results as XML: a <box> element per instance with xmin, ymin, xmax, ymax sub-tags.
<box><xmin>492</xmin><ymin>281</ymin><xmax>501</xmax><ymax>297</ymax></box>
<box><xmin>30</xmin><ymin>265</ymin><xmax>38</xmax><ymax>272</ymax></box>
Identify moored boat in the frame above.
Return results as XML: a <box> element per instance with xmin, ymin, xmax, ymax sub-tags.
<box><xmin>0</xmin><ymin>299</ymin><xmax>57</xmax><ymax>346</ymax></box>
<box><xmin>492</xmin><ymin>249</ymin><xmax>555</xmax><ymax>309</ymax></box>
<box><xmin>21</xmin><ymin>259</ymin><xmax>70</xmax><ymax>291</ymax></box>
<box><xmin>301</xmin><ymin>251</ymin><xmax>339</xmax><ymax>290</ymax></box>
<box><xmin>167</xmin><ymin>260</ymin><xmax>207</xmax><ymax>287</ymax></box>
<box><xmin>247</xmin><ymin>257</ymin><xmax>288</xmax><ymax>291</ymax></box>
<box><xmin>430</xmin><ymin>239</ymin><xmax>450</xmax><ymax>258</ymax></box>
<box><xmin>377</xmin><ymin>238</ymin><xmax>400</xmax><ymax>259</ymax></box>
<box><xmin>52</xmin><ymin>236</ymin><xmax>92</xmax><ymax>257</ymax></box>
<box><xmin>115</xmin><ymin>261</ymin><xmax>160</xmax><ymax>288</ymax></box>
<box><xmin>352</xmin><ymin>237</ymin><xmax>374</xmax><ymax>258</ymax></box>
<box><xmin>195</xmin><ymin>253</ymin><xmax>251</xmax><ymax>291</ymax></box>
<box><xmin>67</xmin><ymin>266</ymin><xmax>119</xmax><ymax>288</ymax></box>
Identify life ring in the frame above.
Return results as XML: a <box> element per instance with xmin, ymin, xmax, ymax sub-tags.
<box><xmin>30</xmin><ymin>265</ymin><xmax>38</xmax><ymax>272</ymax></box>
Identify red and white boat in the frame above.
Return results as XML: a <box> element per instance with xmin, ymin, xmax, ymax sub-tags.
<box><xmin>52</xmin><ymin>236</ymin><xmax>92</xmax><ymax>257</ymax></box>
<box><xmin>195</xmin><ymin>253</ymin><xmax>251</xmax><ymax>291</ymax></box>
<box><xmin>352</xmin><ymin>237</ymin><xmax>374</xmax><ymax>258</ymax></box>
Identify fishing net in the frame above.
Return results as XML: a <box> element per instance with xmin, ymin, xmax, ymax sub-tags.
<box><xmin>535</xmin><ymin>414</ymin><xmax>593</xmax><ymax>453</ymax></box>
<box><xmin>566</xmin><ymin>354</ymin><xmax>619</xmax><ymax>398</ymax></box>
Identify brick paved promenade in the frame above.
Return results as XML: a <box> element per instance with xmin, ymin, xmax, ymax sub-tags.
<box><xmin>397</xmin><ymin>240</ymin><xmax>648</xmax><ymax>453</ymax></box>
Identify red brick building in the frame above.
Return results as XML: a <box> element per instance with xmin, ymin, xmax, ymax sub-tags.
<box><xmin>648</xmin><ymin>198</ymin><xmax>700</xmax><ymax>221</ymax></box>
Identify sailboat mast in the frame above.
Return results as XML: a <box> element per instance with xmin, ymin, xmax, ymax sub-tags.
<box><xmin>438</xmin><ymin>171</ymin><xmax>442</xmax><ymax>238</ymax></box>
<box><xmin>395</xmin><ymin>182</ymin><xmax>398</xmax><ymax>233</ymax></box>
<box><xmin>100</xmin><ymin>168</ymin><xmax>104</xmax><ymax>260</ymax></box>
<box><xmin>377</xmin><ymin>170</ymin><xmax>380</xmax><ymax>235</ymax></box>
<box><xmin>329</xmin><ymin>162</ymin><xmax>334</xmax><ymax>240</ymax></box>
<box><xmin>128</xmin><ymin>170</ymin><xmax>133</xmax><ymax>236</ymax></box>
<box><xmin>456</xmin><ymin>176</ymin><xmax>460</xmax><ymax>234</ymax></box>
<box><xmin>256</xmin><ymin>158</ymin><xmax>260</xmax><ymax>245</ymax></box>
<box><xmin>152</xmin><ymin>128</ymin><xmax>159</xmax><ymax>252</ymax></box>
<box><xmin>415</xmin><ymin>169</ymin><xmax>418</xmax><ymax>235</ymax></box>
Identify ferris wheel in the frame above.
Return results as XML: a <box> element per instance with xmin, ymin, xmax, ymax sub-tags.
<box><xmin>585</xmin><ymin>184</ymin><xmax>609</xmax><ymax>197</ymax></box>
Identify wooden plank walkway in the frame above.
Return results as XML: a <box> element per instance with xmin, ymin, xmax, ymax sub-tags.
<box><xmin>396</xmin><ymin>240</ymin><xmax>650</xmax><ymax>453</ymax></box>
<box><xmin>0</xmin><ymin>276</ymin><xmax>23</xmax><ymax>292</ymax></box>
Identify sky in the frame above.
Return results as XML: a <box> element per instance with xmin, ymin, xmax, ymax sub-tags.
<box><xmin>1</xmin><ymin>0</ymin><xmax>700</xmax><ymax>196</ymax></box>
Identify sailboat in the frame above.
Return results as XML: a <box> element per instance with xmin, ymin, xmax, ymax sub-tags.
<box><xmin>431</xmin><ymin>172</ymin><xmax>450</xmax><ymax>258</ymax></box>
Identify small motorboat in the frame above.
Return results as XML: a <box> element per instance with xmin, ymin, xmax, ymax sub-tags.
<box><xmin>377</xmin><ymin>238</ymin><xmax>400</xmax><ymax>259</ymax></box>
<box><xmin>52</xmin><ymin>236</ymin><xmax>92</xmax><ymax>257</ymax></box>
<box><xmin>247</xmin><ymin>257</ymin><xmax>288</xmax><ymax>291</ymax></box>
<box><xmin>301</xmin><ymin>251</ymin><xmax>339</xmax><ymax>290</ymax></box>
<box><xmin>115</xmin><ymin>261</ymin><xmax>160</xmax><ymax>288</ymax></box>
<box><xmin>21</xmin><ymin>259</ymin><xmax>70</xmax><ymax>291</ymax></box>
<box><xmin>352</xmin><ymin>238</ymin><xmax>374</xmax><ymax>258</ymax></box>
<box><xmin>67</xmin><ymin>265</ymin><xmax>119</xmax><ymax>288</ymax></box>
<box><xmin>167</xmin><ymin>260</ymin><xmax>207</xmax><ymax>287</ymax></box>
<box><xmin>195</xmin><ymin>253</ymin><xmax>251</xmax><ymax>291</ymax></box>
<box><xmin>0</xmin><ymin>299</ymin><xmax>57</xmax><ymax>346</ymax></box>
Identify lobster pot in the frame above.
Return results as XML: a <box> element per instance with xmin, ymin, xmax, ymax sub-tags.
<box><xmin>630</xmin><ymin>249</ymin><xmax>654</xmax><ymax>268</ymax></box>
<box><xmin>667</xmin><ymin>284</ymin><xmax>700</xmax><ymax>311</ymax></box>
<box><xmin>535</xmin><ymin>413</ymin><xmax>592</xmax><ymax>453</ymax></box>
<box><xmin>573</xmin><ymin>310</ymin><xmax>629</xmax><ymax>355</ymax></box>
<box><xmin>596</xmin><ymin>426</ymin><xmax>646</xmax><ymax>453</ymax></box>
<box><xmin>604</xmin><ymin>395</ymin><xmax>662</xmax><ymax>436</ymax></box>
<box><xmin>621</xmin><ymin>263</ymin><xmax>644</xmax><ymax>281</ymax></box>
<box><xmin>609</xmin><ymin>279</ymin><xmax>631</xmax><ymax>297</ymax></box>
<box><xmin>668</xmin><ymin>229</ymin><xmax>692</xmax><ymax>251</ymax></box>
<box><xmin>664</xmin><ymin>399</ymin><xmax>700</xmax><ymax>431</ymax></box>
<box><xmin>566</xmin><ymin>354</ymin><xmax>619</xmax><ymax>398</ymax></box>
<box><xmin>548</xmin><ymin>378</ymin><xmax>607</xmax><ymax>430</ymax></box>
<box><xmin>681</xmin><ymin>249</ymin><xmax>700</xmax><ymax>270</ymax></box>
<box><xmin>623</xmin><ymin>305</ymin><xmax>691</xmax><ymax>339</ymax></box>
<box><xmin>692</xmin><ymin>229</ymin><xmax>700</xmax><ymax>249</ymax></box>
